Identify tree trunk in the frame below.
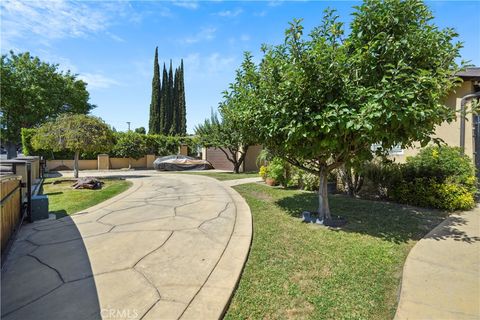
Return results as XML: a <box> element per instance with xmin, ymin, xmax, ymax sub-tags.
<box><xmin>233</xmin><ymin>162</ymin><xmax>241</xmax><ymax>174</ymax></box>
<box><xmin>74</xmin><ymin>151</ymin><xmax>80</xmax><ymax>178</ymax></box>
<box><xmin>318</xmin><ymin>166</ymin><xmax>331</xmax><ymax>222</ymax></box>
<box><xmin>128</xmin><ymin>158</ymin><xmax>132</xmax><ymax>170</ymax></box>
<box><xmin>6</xmin><ymin>141</ymin><xmax>16</xmax><ymax>159</ymax></box>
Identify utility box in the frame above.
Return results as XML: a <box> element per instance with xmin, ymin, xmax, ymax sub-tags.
<box><xmin>31</xmin><ymin>195</ymin><xmax>49</xmax><ymax>221</ymax></box>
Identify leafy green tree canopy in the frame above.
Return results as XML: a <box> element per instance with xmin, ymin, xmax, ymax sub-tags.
<box><xmin>135</xmin><ymin>127</ymin><xmax>146</xmax><ymax>134</ymax></box>
<box><xmin>112</xmin><ymin>131</ymin><xmax>147</xmax><ymax>163</ymax></box>
<box><xmin>1</xmin><ymin>51</ymin><xmax>95</xmax><ymax>158</ymax></box>
<box><xmin>32</xmin><ymin>114</ymin><xmax>113</xmax><ymax>178</ymax></box>
<box><xmin>242</xmin><ymin>0</ymin><xmax>463</xmax><ymax>220</ymax></box>
<box><xmin>196</xmin><ymin>53</ymin><xmax>259</xmax><ymax>173</ymax></box>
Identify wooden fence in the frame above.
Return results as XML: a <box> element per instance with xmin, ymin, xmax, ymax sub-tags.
<box><xmin>1</xmin><ymin>175</ymin><xmax>22</xmax><ymax>255</ymax></box>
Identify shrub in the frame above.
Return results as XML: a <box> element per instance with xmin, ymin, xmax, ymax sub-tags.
<box><xmin>403</xmin><ymin>146</ymin><xmax>476</xmax><ymax>188</ymax></box>
<box><xmin>267</xmin><ymin>158</ymin><xmax>287</xmax><ymax>185</ymax></box>
<box><xmin>392</xmin><ymin>146</ymin><xmax>477</xmax><ymax>211</ymax></box>
<box><xmin>111</xmin><ymin>132</ymin><xmax>146</xmax><ymax>159</ymax></box>
<box><xmin>259</xmin><ymin>165</ymin><xmax>268</xmax><ymax>180</ymax></box>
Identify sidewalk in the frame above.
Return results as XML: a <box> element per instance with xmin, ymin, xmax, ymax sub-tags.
<box><xmin>395</xmin><ymin>208</ymin><xmax>480</xmax><ymax>320</ymax></box>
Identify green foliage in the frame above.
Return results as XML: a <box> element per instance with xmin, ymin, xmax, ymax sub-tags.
<box><xmin>363</xmin><ymin>146</ymin><xmax>477</xmax><ymax>211</ymax></box>
<box><xmin>111</xmin><ymin>132</ymin><xmax>147</xmax><ymax>160</ymax></box>
<box><xmin>196</xmin><ymin>53</ymin><xmax>259</xmax><ymax>173</ymax></box>
<box><xmin>259</xmin><ymin>165</ymin><xmax>268</xmax><ymax>180</ymax></box>
<box><xmin>289</xmin><ymin>167</ymin><xmax>321</xmax><ymax>191</ymax></box>
<box><xmin>1</xmin><ymin>51</ymin><xmax>94</xmax><ymax>145</ymax></box>
<box><xmin>229</xmin><ymin>0</ymin><xmax>463</xmax><ymax>216</ymax></box>
<box><xmin>150</xmin><ymin>56</ymin><xmax>186</xmax><ymax>136</ymax></box>
<box><xmin>135</xmin><ymin>127</ymin><xmax>146</xmax><ymax>135</ymax></box>
<box><xmin>267</xmin><ymin>158</ymin><xmax>287</xmax><ymax>185</ymax></box>
<box><xmin>149</xmin><ymin>47</ymin><xmax>161</xmax><ymax>134</ymax></box>
<box><xmin>391</xmin><ymin>178</ymin><xmax>475</xmax><ymax>211</ymax></box>
<box><xmin>402</xmin><ymin>146</ymin><xmax>476</xmax><ymax>187</ymax></box>
<box><xmin>390</xmin><ymin>146</ymin><xmax>477</xmax><ymax>211</ymax></box>
<box><xmin>32</xmin><ymin>114</ymin><xmax>114</xmax><ymax>154</ymax></box>
<box><xmin>21</xmin><ymin>128</ymin><xmax>37</xmax><ymax>156</ymax></box>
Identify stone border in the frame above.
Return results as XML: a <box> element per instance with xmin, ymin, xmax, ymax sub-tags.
<box><xmin>180</xmin><ymin>177</ymin><xmax>253</xmax><ymax>319</ymax></box>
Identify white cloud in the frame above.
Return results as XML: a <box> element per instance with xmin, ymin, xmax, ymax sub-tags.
<box><xmin>172</xmin><ymin>0</ymin><xmax>199</xmax><ymax>10</ymax></box>
<box><xmin>78</xmin><ymin>73</ymin><xmax>121</xmax><ymax>89</ymax></box>
<box><xmin>181</xmin><ymin>27</ymin><xmax>216</xmax><ymax>44</ymax></box>
<box><xmin>216</xmin><ymin>8</ymin><xmax>243</xmax><ymax>17</ymax></box>
<box><xmin>0</xmin><ymin>0</ymin><xmax>134</xmax><ymax>48</ymax></box>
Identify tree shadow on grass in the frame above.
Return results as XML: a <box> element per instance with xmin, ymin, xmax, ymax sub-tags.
<box><xmin>276</xmin><ymin>192</ymin><xmax>450</xmax><ymax>244</ymax></box>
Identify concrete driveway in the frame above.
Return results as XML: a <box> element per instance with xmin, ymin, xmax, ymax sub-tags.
<box><xmin>1</xmin><ymin>174</ymin><xmax>252</xmax><ymax>320</ymax></box>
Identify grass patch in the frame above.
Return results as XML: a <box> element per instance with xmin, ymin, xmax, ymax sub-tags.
<box><xmin>225</xmin><ymin>183</ymin><xmax>447</xmax><ymax>320</ymax></box>
<box><xmin>43</xmin><ymin>178</ymin><xmax>132</xmax><ymax>218</ymax></box>
<box><xmin>176</xmin><ymin>171</ymin><xmax>259</xmax><ymax>181</ymax></box>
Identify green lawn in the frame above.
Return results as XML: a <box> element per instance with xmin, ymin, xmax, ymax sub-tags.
<box><xmin>176</xmin><ymin>171</ymin><xmax>259</xmax><ymax>181</ymax></box>
<box><xmin>43</xmin><ymin>178</ymin><xmax>132</xmax><ymax>218</ymax></box>
<box><xmin>225</xmin><ymin>183</ymin><xmax>447</xmax><ymax>320</ymax></box>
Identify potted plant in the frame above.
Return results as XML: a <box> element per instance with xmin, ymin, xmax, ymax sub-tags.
<box><xmin>265</xmin><ymin>158</ymin><xmax>285</xmax><ymax>186</ymax></box>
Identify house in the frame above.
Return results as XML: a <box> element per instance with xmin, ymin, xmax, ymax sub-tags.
<box><xmin>392</xmin><ymin>67</ymin><xmax>480</xmax><ymax>170</ymax></box>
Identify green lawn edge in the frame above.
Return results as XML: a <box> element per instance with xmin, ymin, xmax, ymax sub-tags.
<box><xmin>224</xmin><ymin>183</ymin><xmax>447</xmax><ymax>320</ymax></box>
<box><xmin>43</xmin><ymin>178</ymin><xmax>132</xmax><ymax>218</ymax></box>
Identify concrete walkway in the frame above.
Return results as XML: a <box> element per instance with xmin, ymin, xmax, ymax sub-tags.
<box><xmin>395</xmin><ymin>208</ymin><xmax>480</xmax><ymax>320</ymax></box>
<box><xmin>221</xmin><ymin>177</ymin><xmax>263</xmax><ymax>187</ymax></box>
<box><xmin>1</xmin><ymin>174</ymin><xmax>252</xmax><ymax>320</ymax></box>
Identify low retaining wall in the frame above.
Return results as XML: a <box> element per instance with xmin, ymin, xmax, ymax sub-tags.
<box><xmin>46</xmin><ymin>155</ymin><xmax>156</xmax><ymax>171</ymax></box>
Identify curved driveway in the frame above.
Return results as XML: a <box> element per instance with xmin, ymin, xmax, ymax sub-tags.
<box><xmin>1</xmin><ymin>174</ymin><xmax>252</xmax><ymax>320</ymax></box>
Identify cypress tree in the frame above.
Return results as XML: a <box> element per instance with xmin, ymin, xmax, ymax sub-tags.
<box><xmin>166</xmin><ymin>60</ymin><xmax>174</xmax><ymax>134</ymax></box>
<box><xmin>178</xmin><ymin>59</ymin><xmax>187</xmax><ymax>135</ymax></box>
<box><xmin>172</xmin><ymin>68</ymin><xmax>179</xmax><ymax>135</ymax></box>
<box><xmin>148</xmin><ymin>47</ymin><xmax>161</xmax><ymax>134</ymax></box>
<box><xmin>160</xmin><ymin>63</ymin><xmax>168</xmax><ymax>134</ymax></box>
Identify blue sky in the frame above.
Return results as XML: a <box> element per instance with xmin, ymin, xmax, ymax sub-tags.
<box><xmin>1</xmin><ymin>0</ymin><xmax>479</xmax><ymax>133</ymax></box>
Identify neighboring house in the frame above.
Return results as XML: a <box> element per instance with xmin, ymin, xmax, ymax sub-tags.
<box><xmin>392</xmin><ymin>67</ymin><xmax>480</xmax><ymax>167</ymax></box>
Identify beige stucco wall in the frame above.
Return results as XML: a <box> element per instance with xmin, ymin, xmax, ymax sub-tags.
<box><xmin>391</xmin><ymin>80</ymin><xmax>476</xmax><ymax>163</ymax></box>
<box><xmin>47</xmin><ymin>160</ymin><xmax>98</xmax><ymax>171</ymax></box>
<box><xmin>47</xmin><ymin>155</ymin><xmax>156</xmax><ymax>171</ymax></box>
<box><xmin>109</xmin><ymin>157</ymin><xmax>147</xmax><ymax>169</ymax></box>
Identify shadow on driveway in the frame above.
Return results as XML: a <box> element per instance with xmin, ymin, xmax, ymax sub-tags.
<box><xmin>1</xmin><ymin>216</ymin><xmax>102</xmax><ymax>320</ymax></box>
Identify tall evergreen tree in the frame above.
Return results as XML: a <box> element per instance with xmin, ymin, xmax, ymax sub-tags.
<box><xmin>172</xmin><ymin>68</ymin><xmax>179</xmax><ymax>135</ymax></box>
<box><xmin>148</xmin><ymin>47</ymin><xmax>161</xmax><ymax>134</ymax></box>
<box><xmin>160</xmin><ymin>63</ymin><xmax>168</xmax><ymax>134</ymax></box>
<box><xmin>178</xmin><ymin>59</ymin><xmax>187</xmax><ymax>135</ymax></box>
<box><xmin>166</xmin><ymin>60</ymin><xmax>174</xmax><ymax>134</ymax></box>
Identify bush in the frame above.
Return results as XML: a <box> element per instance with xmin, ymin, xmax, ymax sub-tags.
<box><xmin>23</xmin><ymin>127</ymin><xmax>199</xmax><ymax>160</ymax></box>
<box><xmin>111</xmin><ymin>132</ymin><xmax>146</xmax><ymax>159</ymax></box>
<box><xmin>287</xmin><ymin>166</ymin><xmax>320</xmax><ymax>191</ymax></box>
<box><xmin>365</xmin><ymin>146</ymin><xmax>477</xmax><ymax>211</ymax></box>
<box><xmin>267</xmin><ymin>158</ymin><xmax>287</xmax><ymax>185</ymax></box>
<box><xmin>259</xmin><ymin>165</ymin><xmax>268</xmax><ymax>180</ymax></box>
<box><xmin>391</xmin><ymin>178</ymin><xmax>475</xmax><ymax>211</ymax></box>
<box><xmin>402</xmin><ymin>145</ymin><xmax>476</xmax><ymax>188</ymax></box>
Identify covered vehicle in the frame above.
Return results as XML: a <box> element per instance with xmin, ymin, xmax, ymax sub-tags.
<box><xmin>153</xmin><ymin>155</ymin><xmax>214</xmax><ymax>171</ymax></box>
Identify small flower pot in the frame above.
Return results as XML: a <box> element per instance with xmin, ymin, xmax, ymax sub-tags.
<box><xmin>301</xmin><ymin>211</ymin><xmax>312</xmax><ymax>223</ymax></box>
<box><xmin>265</xmin><ymin>177</ymin><xmax>277</xmax><ymax>186</ymax></box>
